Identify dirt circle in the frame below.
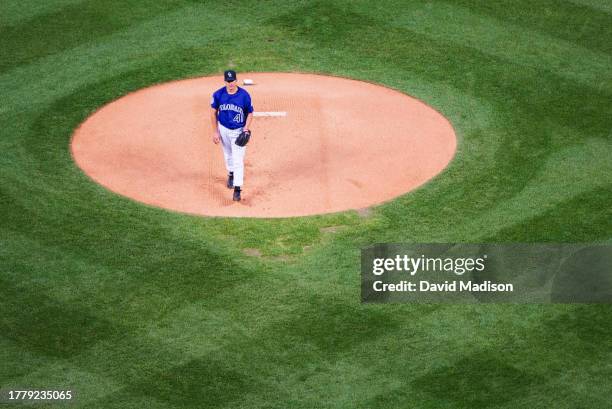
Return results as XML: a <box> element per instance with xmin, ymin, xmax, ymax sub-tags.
<box><xmin>71</xmin><ymin>73</ymin><xmax>456</xmax><ymax>218</ymax></box>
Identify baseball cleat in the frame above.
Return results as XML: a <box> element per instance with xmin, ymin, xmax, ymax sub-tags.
<box><xmin>226</xmin><ymin>173</ymin><xmax>233</xmax><ymax>189</ymax></box>
<box><xmin>233</xmin><ymin>188</ymin><xmax>241</xmax><ymax>202</ymax></box>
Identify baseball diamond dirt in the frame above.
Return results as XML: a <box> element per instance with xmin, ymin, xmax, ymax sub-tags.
<box><xmin>71</xmin><ymin>73</ymin><xmax>456</xmax><ymax>217</ymax></box>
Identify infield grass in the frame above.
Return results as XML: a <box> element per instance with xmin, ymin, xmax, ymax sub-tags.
<box><xmin>1</xmin><ymin>1</ymin><xmax>611</xmax><ymax>408</ymax></box>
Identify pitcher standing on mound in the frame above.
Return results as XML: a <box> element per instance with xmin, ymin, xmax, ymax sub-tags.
<box><xmin>210</xmin><ymin>70</ymin><xmax>254</xmax><ymax>202</ymax></box>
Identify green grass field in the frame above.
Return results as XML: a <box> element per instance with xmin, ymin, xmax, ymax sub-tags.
<box><xmin>1</xmin><ymin>1</ymin><xmax>611</xmax><ymax>408</ymax></box>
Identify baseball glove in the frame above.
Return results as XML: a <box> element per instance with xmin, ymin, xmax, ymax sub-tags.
<box><xmin>235</xmin><ymin>129</ymin><xmax>251</xmax><ymax>147</ymax></box>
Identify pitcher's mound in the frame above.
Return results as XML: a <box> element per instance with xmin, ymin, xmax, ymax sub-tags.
<box><xmin>71</xmin><ymin>73</ymin><xmax>456</xmax><ymax>218</ymax></box>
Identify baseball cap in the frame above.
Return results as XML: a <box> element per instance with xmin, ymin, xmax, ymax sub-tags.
<box><xmin>224</xmin><ymin>70</ymin><xmax>237</xmax><ymax>82</ymax></box>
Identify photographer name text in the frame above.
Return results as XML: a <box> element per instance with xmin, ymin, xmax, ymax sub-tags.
<box><xmin>372</xmin><ymin>280</ymin><xmax>513</xmax><ymax>292</ymax></box>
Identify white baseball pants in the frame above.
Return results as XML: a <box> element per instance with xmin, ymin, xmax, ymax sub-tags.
<box><xmin>218</xmin><ymin>123</ymin><xmax>246</xmax><ymax>187</ymax></box>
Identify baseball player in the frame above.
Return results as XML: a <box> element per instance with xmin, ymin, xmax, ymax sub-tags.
<box><xmin>210</xmin><ymin>70</ymin><xmax>254</xmax><ymax>202</ymax></box>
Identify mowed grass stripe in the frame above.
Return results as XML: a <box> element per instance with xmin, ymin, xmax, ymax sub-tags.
<box><xmin>570</xmin><ymin>0</ymin><xmax>612</xmax><ymax>14</ymax></box>
<box><xmin>268</xmin><ymin>2</ymin><xmax>610</xmax><ymax>137</ymax></box>
<box><xmin>2</xmin><ymin>264</ymin><xmax>401</xmax><ymax>407</ymax></box>
<box><xmin>0</xmin><ymin>277</ymin><xmax>124</xmax><ymax>359</ymax></box>
<box><xmin>442</xmin><ymin>137</ymin><xmax>612</xmax><ymax>242</ymax></box>
<box><xmin>0</xmin><ymin>3</ymin><xmax>234</xmax><ymax>110</ymax></box>
<box><xmin>489</xmin><ymin>185</ymin><xmax>612</xmax><ymax>242</ymax></box>
<box><xmin>273</xmin><ymin>228</ymin><xmax>612</xmax><ymax>406</ymax></box>
<box><xmin>277</xmin><ymin>253</ymin><xmax>612</xmax><ymax>406</ymax></box>
<box><xmin>81</xmin><ymin>298</ymin><xmax>435</xmax><ymax>408</ymax></box>
<box><xmin>444</xmin><ymin>0</ymin><xmax>612</xmax><ymax>54</ymax></box>
<box><xmin>1</xmin><ymin>164</ymin><xmax>269</xmax><ymax>325</ymax></box>
<box><xmin>387</xmin><ymin>1</ymin><xmax>612</xmax><ymax>90</ymax></box>
<box><xmin>1</xmin><ymin>246</ymin><xmax>293</xmax><ymax>404</ymax></box>
<box><xmin>0</xmin><ymin>337</ymin><xmax>51</xmax><ymax>384</ymax></box>
<box><xmin>3</xmin><ymin>208</ymin><xmax>525</xmax><ymax>407</ymax></box>
<box><xmin>0</xmin><ymin>0</ymin><xmax>84</xmax><ymax>25</ymax></box>
<box><xmin>0</xmin><ymin>0</ymin><xmax>198</xmax><ymax>74</ymax></box>
<box><xmin>1</xmin><ymin>207</ymin><xmax>260</xmax><ymax>323</ymax></box>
